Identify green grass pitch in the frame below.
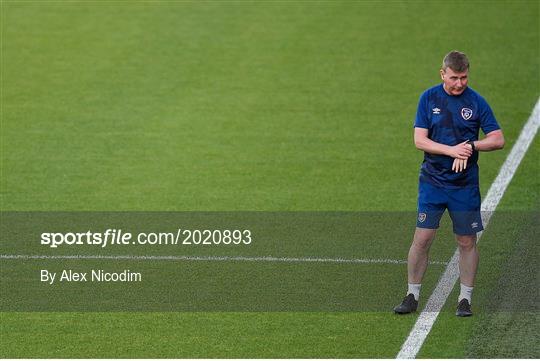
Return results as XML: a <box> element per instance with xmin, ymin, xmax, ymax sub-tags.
<box><xmin>1</xmin><ymin>0</ymin><xmax>538</xmax><ymax>358</ymax></box>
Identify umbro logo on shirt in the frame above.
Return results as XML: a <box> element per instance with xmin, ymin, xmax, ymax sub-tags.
<box><xmin>432</xmin><ymin>108</ymin><xmax>441</xmax><ymax>114</ymax></box>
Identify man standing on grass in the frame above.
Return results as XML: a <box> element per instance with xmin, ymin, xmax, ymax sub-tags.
<box><xmin>394</xmin><ymin>51</ymin><xmax>505</xmax><ymax>317</ymax></box>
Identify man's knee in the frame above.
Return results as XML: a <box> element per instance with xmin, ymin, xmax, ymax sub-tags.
<box><xmin>412</xmin><ymin>228</ymin><xmax>436</xmax><ymax>251</ymax></box>
<box><xmin>456</xmin><ymin>234</ymin><xmax>477</xmax><ymax>251</ymax></box>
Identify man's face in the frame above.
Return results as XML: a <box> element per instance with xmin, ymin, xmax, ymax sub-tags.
<box><xmin>440</xmin><ymin>67</ymin><xmax>468</xmax><ymax>96</ymax></box>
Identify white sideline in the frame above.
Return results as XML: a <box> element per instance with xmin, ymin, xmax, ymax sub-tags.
<box><xmin>0</xmin><ymin>253</ymin><xmax>449</xmax><ymax>266</ymax></box>
<box><xmin>397</xmin><ymin>98</ymin><xmax>540</xmax><ymax>359</ymax></box>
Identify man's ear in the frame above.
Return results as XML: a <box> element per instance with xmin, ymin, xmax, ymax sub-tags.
<box><xmin>439</xmin><ymin>69</ymin><xmax>445</xmax><ymax>80</ymax></box>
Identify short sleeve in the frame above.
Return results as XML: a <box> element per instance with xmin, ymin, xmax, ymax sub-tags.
<box><xmin>414</xmin><ymin>91</ymin><xmax>429</xmax><ymax>129</ymax></box>
<box><xmin>478</xmin><ymin>96</ymin><xmax>501</xmax><ymax>134</ymax></box>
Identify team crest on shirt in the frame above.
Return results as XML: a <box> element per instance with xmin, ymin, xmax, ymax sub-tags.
<box><xmin>418</xmin><ymin>213</ymin><xmax>427</xmax><ymax>223</ymax></box>
<box><xmin>461</xmin><ymin>107</ymin><xmax>473</xmax><ymax>120</ymax></box>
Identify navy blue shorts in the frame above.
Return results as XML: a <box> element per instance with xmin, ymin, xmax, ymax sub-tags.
<box><xmin>417</xmin><ymin>181</ymin><xmax>483</xmax><ymax>235</ymax></box>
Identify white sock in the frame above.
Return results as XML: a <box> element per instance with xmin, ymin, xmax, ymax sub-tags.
<box><xmin>407</xmin><ymin>283</ymin><xmax>421</xmax><ymax>301</ymax></box>
<box><xmin>459</xmin><ymin>283</ymin><xmax>474</xmax><ymax>304</ymax></box>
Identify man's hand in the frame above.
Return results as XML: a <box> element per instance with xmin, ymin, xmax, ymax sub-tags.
<box><xmin>452</xmin><ymin>157</ymin><xmax>468</xmax><ymax>173</ymax></box>
<box><xmin>448</xmin><ymin>141</ymin><xmax>473</xmax><ymax>159</ymax></box>
<box><xmin>451</xmin><ymin>142</ymin><xmax>473</xmax><ymax>172</ymax></box>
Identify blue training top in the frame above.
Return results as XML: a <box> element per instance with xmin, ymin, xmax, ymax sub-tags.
<box><xmin>414</xmin><ymin>84</ymin><xmax>500</xmax><ymax>188</ymax></box>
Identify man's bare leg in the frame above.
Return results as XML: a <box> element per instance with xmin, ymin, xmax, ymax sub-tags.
<box><xmin>456</xmin><ymin>234</ymin><xmax>478</xmax><ymax>287</ymax></box>
<box><xmin>394</xmin><ymin>227</ymin><xmax>437</xmax><ymax>313</ymax></box>
<box><xmin>408</xmin><ymin>227</ymin><xmax>437</xmax><ymax>284</ymax></box>
<box><xmin>454</xmin><ymin>234</ymin><xmax>478</xmax><ymax>316</ymax></box>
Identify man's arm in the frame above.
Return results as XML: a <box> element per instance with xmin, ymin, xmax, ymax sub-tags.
<box><xmin>414</xmin><ymin>127</ymin><xmax>473</xmax><ymax>159</ymax></box>
<box><xmin>451</xmin><ymin>129</ymin><xmax>505</xmax><ymax>172</ymax></box>
<box><xmin>470</xmin><ymin>129</ymin><xmax>505</xmax><ymax>151</ymax></box>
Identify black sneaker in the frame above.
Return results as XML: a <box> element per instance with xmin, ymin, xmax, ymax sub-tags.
<box><xmin>456</xmin><ymin>298</ymin><xmax>473</xmax><ymax>317</ymax></box>
<box><xmin>394</xmin><ymin>293</ymin><xmax>418</xmax><ymax>314</ymax></box>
